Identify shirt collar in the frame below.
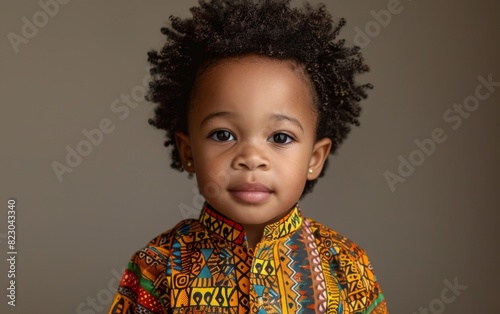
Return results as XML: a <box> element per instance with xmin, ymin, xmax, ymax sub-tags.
<box><xmin>198</xmin><ymin>202</ymin><xmax>303</xmax><ymax>246</ymax></box>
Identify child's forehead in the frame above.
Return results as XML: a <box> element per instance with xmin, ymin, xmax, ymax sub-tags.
<box><xmin>187</xmin><ymin>55</ymin><xmax>318</xmax><ymax>129</ymax></box>
<box><xmin>192</xmin><ymin>54</ymin><xmax>316</xmax><ymax>100</ymax></box>
<box><xmin>202</xmin><ymin>54</ymin><xmax>308</xmax><ymax>77</ymax></box>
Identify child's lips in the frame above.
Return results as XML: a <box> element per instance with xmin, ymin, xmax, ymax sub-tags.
<box><xmin>228</xmin><ymin>183</ymin><xmax>272</xmax><ymax>204</ymax></box>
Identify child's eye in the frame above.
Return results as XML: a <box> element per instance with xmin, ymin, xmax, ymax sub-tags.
<box><xmin>209</xmin><ymin>130</ymin><xmax>235</xmax><ymax>142</ymax></box>
<box><xmin>268</xmin><ymin>133</ymin><xmax>294</xmax><ymax>144</ymax></box>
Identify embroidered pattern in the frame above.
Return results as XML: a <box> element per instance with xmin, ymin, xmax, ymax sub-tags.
<box><xmin>109</xmin><ymin>204</ymin><xmax>387</xmax><ymax>313</ymax></box>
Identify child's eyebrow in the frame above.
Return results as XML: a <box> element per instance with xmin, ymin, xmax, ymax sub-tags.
<box><xmin>271</xmin><ymin>114</ymin><xmax>304</xmax><ymax>133</ymax></box>
<box><xmin>200</xmin><ymin>111</ymin><xmax>234</xmax><ymax>127</ymax></box>
<box><xmin>199</xmin><ymin>112</ymin><xmax>304</xmax><ymax>133</ymax></box>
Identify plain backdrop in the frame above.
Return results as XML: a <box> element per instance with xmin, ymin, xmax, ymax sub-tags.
<box><xmin>1</xmin><ymin>0</ymin><xmax>499</xmax><ymax>313</ymax></box>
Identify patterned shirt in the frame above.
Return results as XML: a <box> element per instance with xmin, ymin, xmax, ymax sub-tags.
<box><xmin>109</xmin><ymin>203</ymin><xmax>387</xmax><ymax>313</ymax></box>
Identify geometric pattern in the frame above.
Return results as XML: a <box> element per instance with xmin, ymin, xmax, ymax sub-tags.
<box><xmin>108</xmin><ymin>202</ymin><xmax>388</xmax><ymax>313</ymax></box>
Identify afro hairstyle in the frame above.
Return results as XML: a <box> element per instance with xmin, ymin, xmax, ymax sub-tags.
<box><xmin>146</xmin><ymin>0</ymin><xmax>372</xmax><ymax>197</ymax></box>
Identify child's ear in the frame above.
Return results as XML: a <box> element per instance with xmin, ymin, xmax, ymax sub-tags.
<box><xmin>307</xmin><ymin>137</ymin><xmax>332</xmax><ymax>180</ymax></box>
<box><xmin>175</xmin><ymin>131</ymin><xmax>194</xmax><ymax>172</ymax></box>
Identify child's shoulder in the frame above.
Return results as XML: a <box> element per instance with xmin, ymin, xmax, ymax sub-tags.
<box><xmin>305</xmin><ymin>217</ymin><xmax>370</xmax><ymax>261</ymax></box>
<box><xmin>131</xmin><ymin>215</ymin><xmax>373</xmax><ymax>267</ymax></box>
<box><xmin>144</xmin><ymin>218</ymin><xmax>206</xmax><ymax>252</ymax></box>
<box><xmin>124</xmin><ymin>218</ymin><xmax>205</xmax><ymax>272</ymax></box>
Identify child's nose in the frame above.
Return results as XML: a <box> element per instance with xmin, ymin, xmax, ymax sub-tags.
<box><xmin>231</xmin><ymin>142</ymin><xmax>270</xmax><ymax>171</ymax></box>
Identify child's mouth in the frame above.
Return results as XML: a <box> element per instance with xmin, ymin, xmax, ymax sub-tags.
<box><xmin>228</xmin><ymin>183</ymin><xmax>272</xmax><ymax>204</ymax></box>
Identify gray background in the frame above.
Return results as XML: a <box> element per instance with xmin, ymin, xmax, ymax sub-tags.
<box><xmin>1</xmin><ymin>0</ymin><xmax>499</xmax><ymax>313</ymax></box>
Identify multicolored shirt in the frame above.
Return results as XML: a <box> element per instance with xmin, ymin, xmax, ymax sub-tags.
<box><xmin>109</xmin><ymin>203</ymin><xmax>387</xmax><ymax>313</ymax></box>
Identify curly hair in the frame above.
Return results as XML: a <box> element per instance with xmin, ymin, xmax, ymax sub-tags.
<box><xmin>147</xmin><ymin>0</ymin><xmax>372</xmax><ymax>197</ymax></box>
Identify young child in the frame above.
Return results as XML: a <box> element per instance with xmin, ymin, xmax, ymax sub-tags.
<box><xmin>109</xmin><ymin>0</ymin><xmax>387</xmax><ymax>313</ymax></box>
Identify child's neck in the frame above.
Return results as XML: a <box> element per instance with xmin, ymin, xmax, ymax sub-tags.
<box><xmin>242</xmin><ymin>224</ymin><xmax>265</xmax><ymax>249</ymax></box>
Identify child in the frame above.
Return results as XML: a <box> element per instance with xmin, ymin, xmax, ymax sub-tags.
<box><xmin>109</xmin><ymin>0</ymin><xmax>387</xmax><ymax>313</ymax></box>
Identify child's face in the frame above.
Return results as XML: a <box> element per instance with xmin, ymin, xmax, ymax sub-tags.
<box><xmin>176</xmin><ymin>55</ymin><xmax>331</xmax><ymax>228</ymax></box>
